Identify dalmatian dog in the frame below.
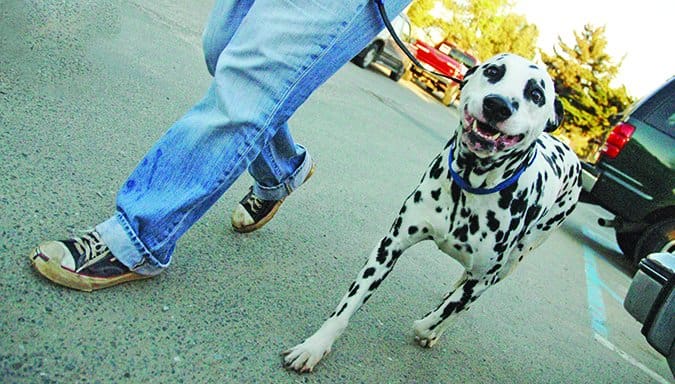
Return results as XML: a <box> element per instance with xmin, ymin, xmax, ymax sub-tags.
<box><xmin>283</xmin><ymin>53</ymin><xmax>582</xmax><ymax>372</ymax></box>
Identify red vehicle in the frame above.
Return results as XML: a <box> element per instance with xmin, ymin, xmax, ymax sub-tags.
<box><xmin>406</xmin><ymin>40</ymin><xmax>477</xmax><ymax>106</ymax></box>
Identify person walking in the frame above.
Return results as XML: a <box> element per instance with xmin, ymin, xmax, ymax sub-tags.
<box><xmin>29</xmin><ymin>0</ymin><xmax>411</xmax><ymax>291</ymax></box>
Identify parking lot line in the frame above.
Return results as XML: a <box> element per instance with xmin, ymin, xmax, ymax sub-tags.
<box><xmin>581</xmin><ymin>228</ymin><xmax>671</xmax><ymax>383</ymax></box>
<box><xmin>594</xmin><ymin>334</ymin><xmax>670</xmax><ymax>384</ymax></box>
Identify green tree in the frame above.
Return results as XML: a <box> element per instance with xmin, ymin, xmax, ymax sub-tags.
<box><xmin>406</xmin><ymin>0</ymin><xmax>538</xmax><ymax>61</ymax></box>
<box><xmin>540</xmin><ymin>24</ymin><xmax>634</xmax><ymax>158</ymax></box>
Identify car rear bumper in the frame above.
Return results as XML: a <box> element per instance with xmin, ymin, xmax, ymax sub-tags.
<box><xmin>624</xmin><ymin>252</ymin><xmax>675</xmax><ymax>375</ymax></box>
<box><xmin>581</xmin><ymin>161</ymin><xmax>599</xmax><ymax>193</ymax></box>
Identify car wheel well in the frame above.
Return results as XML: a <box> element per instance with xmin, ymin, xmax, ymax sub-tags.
<box><xmin>645</xmin><ymin>206</ymin><xmax>675</xmax><ymax>225</ymax></box>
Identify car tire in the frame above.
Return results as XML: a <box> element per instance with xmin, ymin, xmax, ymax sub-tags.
<box><xmin>633</xmin><ymin>219</ymin><xmax>675</xmax><ymax>266</ymax></box>
<box><xmin>389</xmin><ymin>68</ymin><xmax>403</xmax><ymax>82</ymax></box>
<box><xmin>615</xmin><ymin>231</ymin><xmax>640</xmax><ymax>259</ymax></box>
<box><xmin>352</xmin><ymin>43</ymin><xmax>379</xmax><ymax>68</ymax></box>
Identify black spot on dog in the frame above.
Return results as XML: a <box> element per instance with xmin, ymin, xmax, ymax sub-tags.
<box><xmin>510</xmin><ymin>190</ymin><xmax>528</xmax><ymax>215</ymax></box>
<box><xmin>408</xmin><ymin>226</ymin><xmax>419</xmax><ymax>235</ymax></box>
<box><xmin>494</xmin><ymin>241</ymin><xmax>507</xmax><ymax>254</ymax></box>
<box><xmin>487</xmin><ymin>210</ymin><xmax>500</xmax><ymax>231</ymax></box>
<box><xmin>545</xmin><ymin>212</ymin><xmax>566</xmax><ymax>228</ymax></box>
<box><xmin>363</xmin><ymin>267</ymin><xmax>376</xmax><ymax>279</ymax></box>
<box><xmin>487</xmin><ymin>264</ymin><xmax>502</xmax><ymax>275</ymax></box>
<box><xmin>376</xmin><ymin>238</ymin><xmax>392</xmax><ymax>264</ymax></box>
<box><xmin>429</xmin><ymin>156</ymin><xmax>444</xmax><ymax>179</ymax></box>
<box><xmin>450</xmin><ymin>181</ymin><xmax>461</xmax><ymax>204</ymax></box>
<box><xmin>469</xmin><ymin>215</ymin><xmax>479</xmax><ymax>235</ymax></box>
<box><xmin>435</xmin><ymin>207</ymin><xmax>443</xmax><ymax>213</ymax></box>
<box><xmin>369</xmin><ymin>279</ymin><xmax>382</xmax><ymax>291</ymax></box>
<box><xmin>431</xmin><ymin>188</ymin><xmax>442</xmax><ymax>201</ymax></box>
<box><xmin>348</xmin><ymin>284</ymin><xmax>359</xmax><ymax>297</ymax></box>
<box><xmin>452</xmin><ymin>225</ymin><xmax>469</xmax><ymax>242</ymax></box>
<box><xmin>337</xmin><ymin>303</ymin><xmax>347</xmax><ymax>316</ymax></box>
<box><xmin>535</xmin><ymin>173</ymin><xmax>543</xmax><ymax>194</ymax></box>
<box><xmin>509</xmin><ymin>217</ymin><xmax>520</xmax><ymax>232</ymax></box>
<box><xmin>414</xmin><ymin>190</ymin><xmax>423</xmax><ymax>203</ymax></box>
<box><xmin>498</xmin><ymin>186</ymin><xmax>514</xmax><ymax>210</ymax></box>
<box><xmin>524</xmin><ymin>204</ymin><xmax>542</xmax><ymax>228</ymax></box>
<box><xmin>391</xmin><ymin>217</ymin><xmax>403</xmax><ymax>237</ymax></box>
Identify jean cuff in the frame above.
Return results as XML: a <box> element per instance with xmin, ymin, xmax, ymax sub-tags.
<box><xmin>252</xmin><ymin>150</ymin><xmax>313</xmax><ymax>201</ymax></box>
<box><xmin>96</xmin><ymin>213</ymin><xmax>168</xmax><ymax>276</ymax></box>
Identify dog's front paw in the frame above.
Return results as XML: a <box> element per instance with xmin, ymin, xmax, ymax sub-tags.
<box><xmin>282</xmin><ymin>336</ymin><xmax>332</xmax><ymax>373</ymax></box>
<box><xmin>413</xmin><ymin>319</ymin><xmax>441</xmax><ymax>348</ymax></box>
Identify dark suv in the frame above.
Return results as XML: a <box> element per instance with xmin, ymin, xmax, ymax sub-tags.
<box><xmin>580</xmin><ymin>77</ymin><xmax>675</xmax><ymax>266</ymax></box>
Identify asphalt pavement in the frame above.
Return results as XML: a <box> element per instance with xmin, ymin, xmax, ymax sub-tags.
<box><xmin>0</xmin><ymin>1</ymin><xmax>671</xmax><ymax>383</ymax></box>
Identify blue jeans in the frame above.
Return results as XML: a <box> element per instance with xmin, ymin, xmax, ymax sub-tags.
<box><xmin>96</xmin><ymin>0</ymin><xmax>410</xmax><ymax>275</ymax></box>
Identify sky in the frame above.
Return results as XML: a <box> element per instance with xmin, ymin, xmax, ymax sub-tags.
<box><xmin>513</xmin><ymin>0</ymin><xmax>673</xmax><ymax>98</ymax></box>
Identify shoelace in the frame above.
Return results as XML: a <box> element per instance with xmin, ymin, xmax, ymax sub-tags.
<box><xmin>73</xmin><ymin>232</ymin><xmax>111</xmax><ymax>272</ymax></box>
<box><xmin>247</xmin><ymin>195</ymin><xmax>264</xmax><ymax>214</ymax></box>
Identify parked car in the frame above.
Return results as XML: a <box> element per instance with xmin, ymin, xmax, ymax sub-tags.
<box><xmin>580</xmin><ymin>77</ymin><xmax>675</xmax><ymax>266</ymax></box>
<box><xmin>624</xmin><ymin>252</ymin><xmax>674</xmax><ymax>376</ymax></box>
<box><xmin>351</xmin><ymin>14</ymin><xmax>412</xmax><ymax>81</ymax></box>
<box><xmin>405</xmin><ymin>40</ymin><xmax>477</xmax><ymax>106</ymax></box>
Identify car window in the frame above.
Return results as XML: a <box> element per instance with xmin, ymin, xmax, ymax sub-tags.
<box><xmin>642</xmin><ymin>96</ymin><xmax>675</xmax><ymax>137</ymax></box>
<box><xmin>631</xmin><ymin>78</ymin><xmax>675</xmax><ymax>138</ymax></box>
<box><xmin>437</xmin><ymin>43</ymin><xmax>452</xmax><ymax>55</ymax></box>
<box><xmin>449</xmin><ymin>49</ymin><xmax>477</xmax><ymax>68</ymax></box>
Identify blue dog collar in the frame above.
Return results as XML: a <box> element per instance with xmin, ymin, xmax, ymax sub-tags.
<box><xmin>448</xmin><ymin>142</ymin><xmax>537</xmax><ymax>195</ymax></box>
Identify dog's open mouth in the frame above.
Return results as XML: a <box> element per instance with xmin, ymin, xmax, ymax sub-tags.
<box><xmin>462</xmin><ymin>108</ymin><xmax>524</xmax><ymax>152</ymax></box>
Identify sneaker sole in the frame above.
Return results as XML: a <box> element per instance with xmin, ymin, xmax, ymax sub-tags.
<box><xmin>233</xmin><ymin>164</ymin><xmax>316</xmax><ymax>234</ymax></box>
<box><xmin>29</xmin><ymin>248</ymin><xmax>150</xmax><ymax>292</ymax></box>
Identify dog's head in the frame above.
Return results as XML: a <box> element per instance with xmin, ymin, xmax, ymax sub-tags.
<box><xmin>457</xmin><ymin>54</ymin><xmax>563</xmax><ymax>157</ymax></box>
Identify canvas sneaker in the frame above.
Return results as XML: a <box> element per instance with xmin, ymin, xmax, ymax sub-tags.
<box><xmin>29</xmin><ymin>230</ymin><xmax>149</xmax><ymax>292</ymax></box>
<box><xmin>232</xmin><ymin>165</ymin><xmax>315</xmax><ymax>233</ymax></box>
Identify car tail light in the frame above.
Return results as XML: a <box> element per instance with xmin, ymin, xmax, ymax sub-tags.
<box><xmin>600</xmin><ymin>122</ymin><xmax>636</xmax><ymax>159</ymax></box>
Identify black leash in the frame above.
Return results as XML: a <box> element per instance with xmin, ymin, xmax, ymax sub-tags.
<box><xmin>373</xmin><ymin>0</ymin><xmax>463</xmax><ymax>84</ymax></box>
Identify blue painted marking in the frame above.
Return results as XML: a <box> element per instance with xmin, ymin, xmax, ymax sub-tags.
<box><xmin>599</xmin><ymin>280</ymin><xmax>624</xmax><ymax>305</ymax></box>
<box><xmin>581</xmin><ymin>228</ymin><xmax>626</xmax><ymax>305</ymax></box>
<box><xmin>581</xmin><ymin>227</ymin><xmax>622</xmax><ymax>254</ymax></box>
<box><xmin>583</xmin><ymin>246</ymin><xmax>609</xmax><ymax>337</ymax></box>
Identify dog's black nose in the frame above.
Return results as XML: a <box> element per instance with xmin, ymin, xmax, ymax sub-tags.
<box><xmin>483</xmin><ymin>95</ymin><xmax>514</xmax><ymax>122</ymax></box>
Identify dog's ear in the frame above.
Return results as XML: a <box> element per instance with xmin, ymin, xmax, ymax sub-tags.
<box><xmin>459</xmin><ymin>66</ymin><xmax>478</xmax><ymax>90</ymax></box>
<box><xmin>545</xmin><ymin>98</ymin><xmax>564</xmax><ymax>132</ymax></box>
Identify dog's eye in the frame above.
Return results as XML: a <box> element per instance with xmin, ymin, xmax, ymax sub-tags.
<box><xmin>482</xmin><ymin>64</ymin><xmax>505</xmax><ymax>83</ymax></box>
<box><xmin>484</xmin><ymin>66</ymin><xmax>499</xmax><ymax>78</ymax></box>
<box><xmin>530</xmin><ymin>89</ymin><xmax>544</xmax><ymax>104</ymax></box>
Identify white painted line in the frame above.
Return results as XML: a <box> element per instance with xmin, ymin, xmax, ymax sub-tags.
<box><xmin>594</xmin><ymin>333</ymin><xmax>671</xmax><ymax>384</ymax></box>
